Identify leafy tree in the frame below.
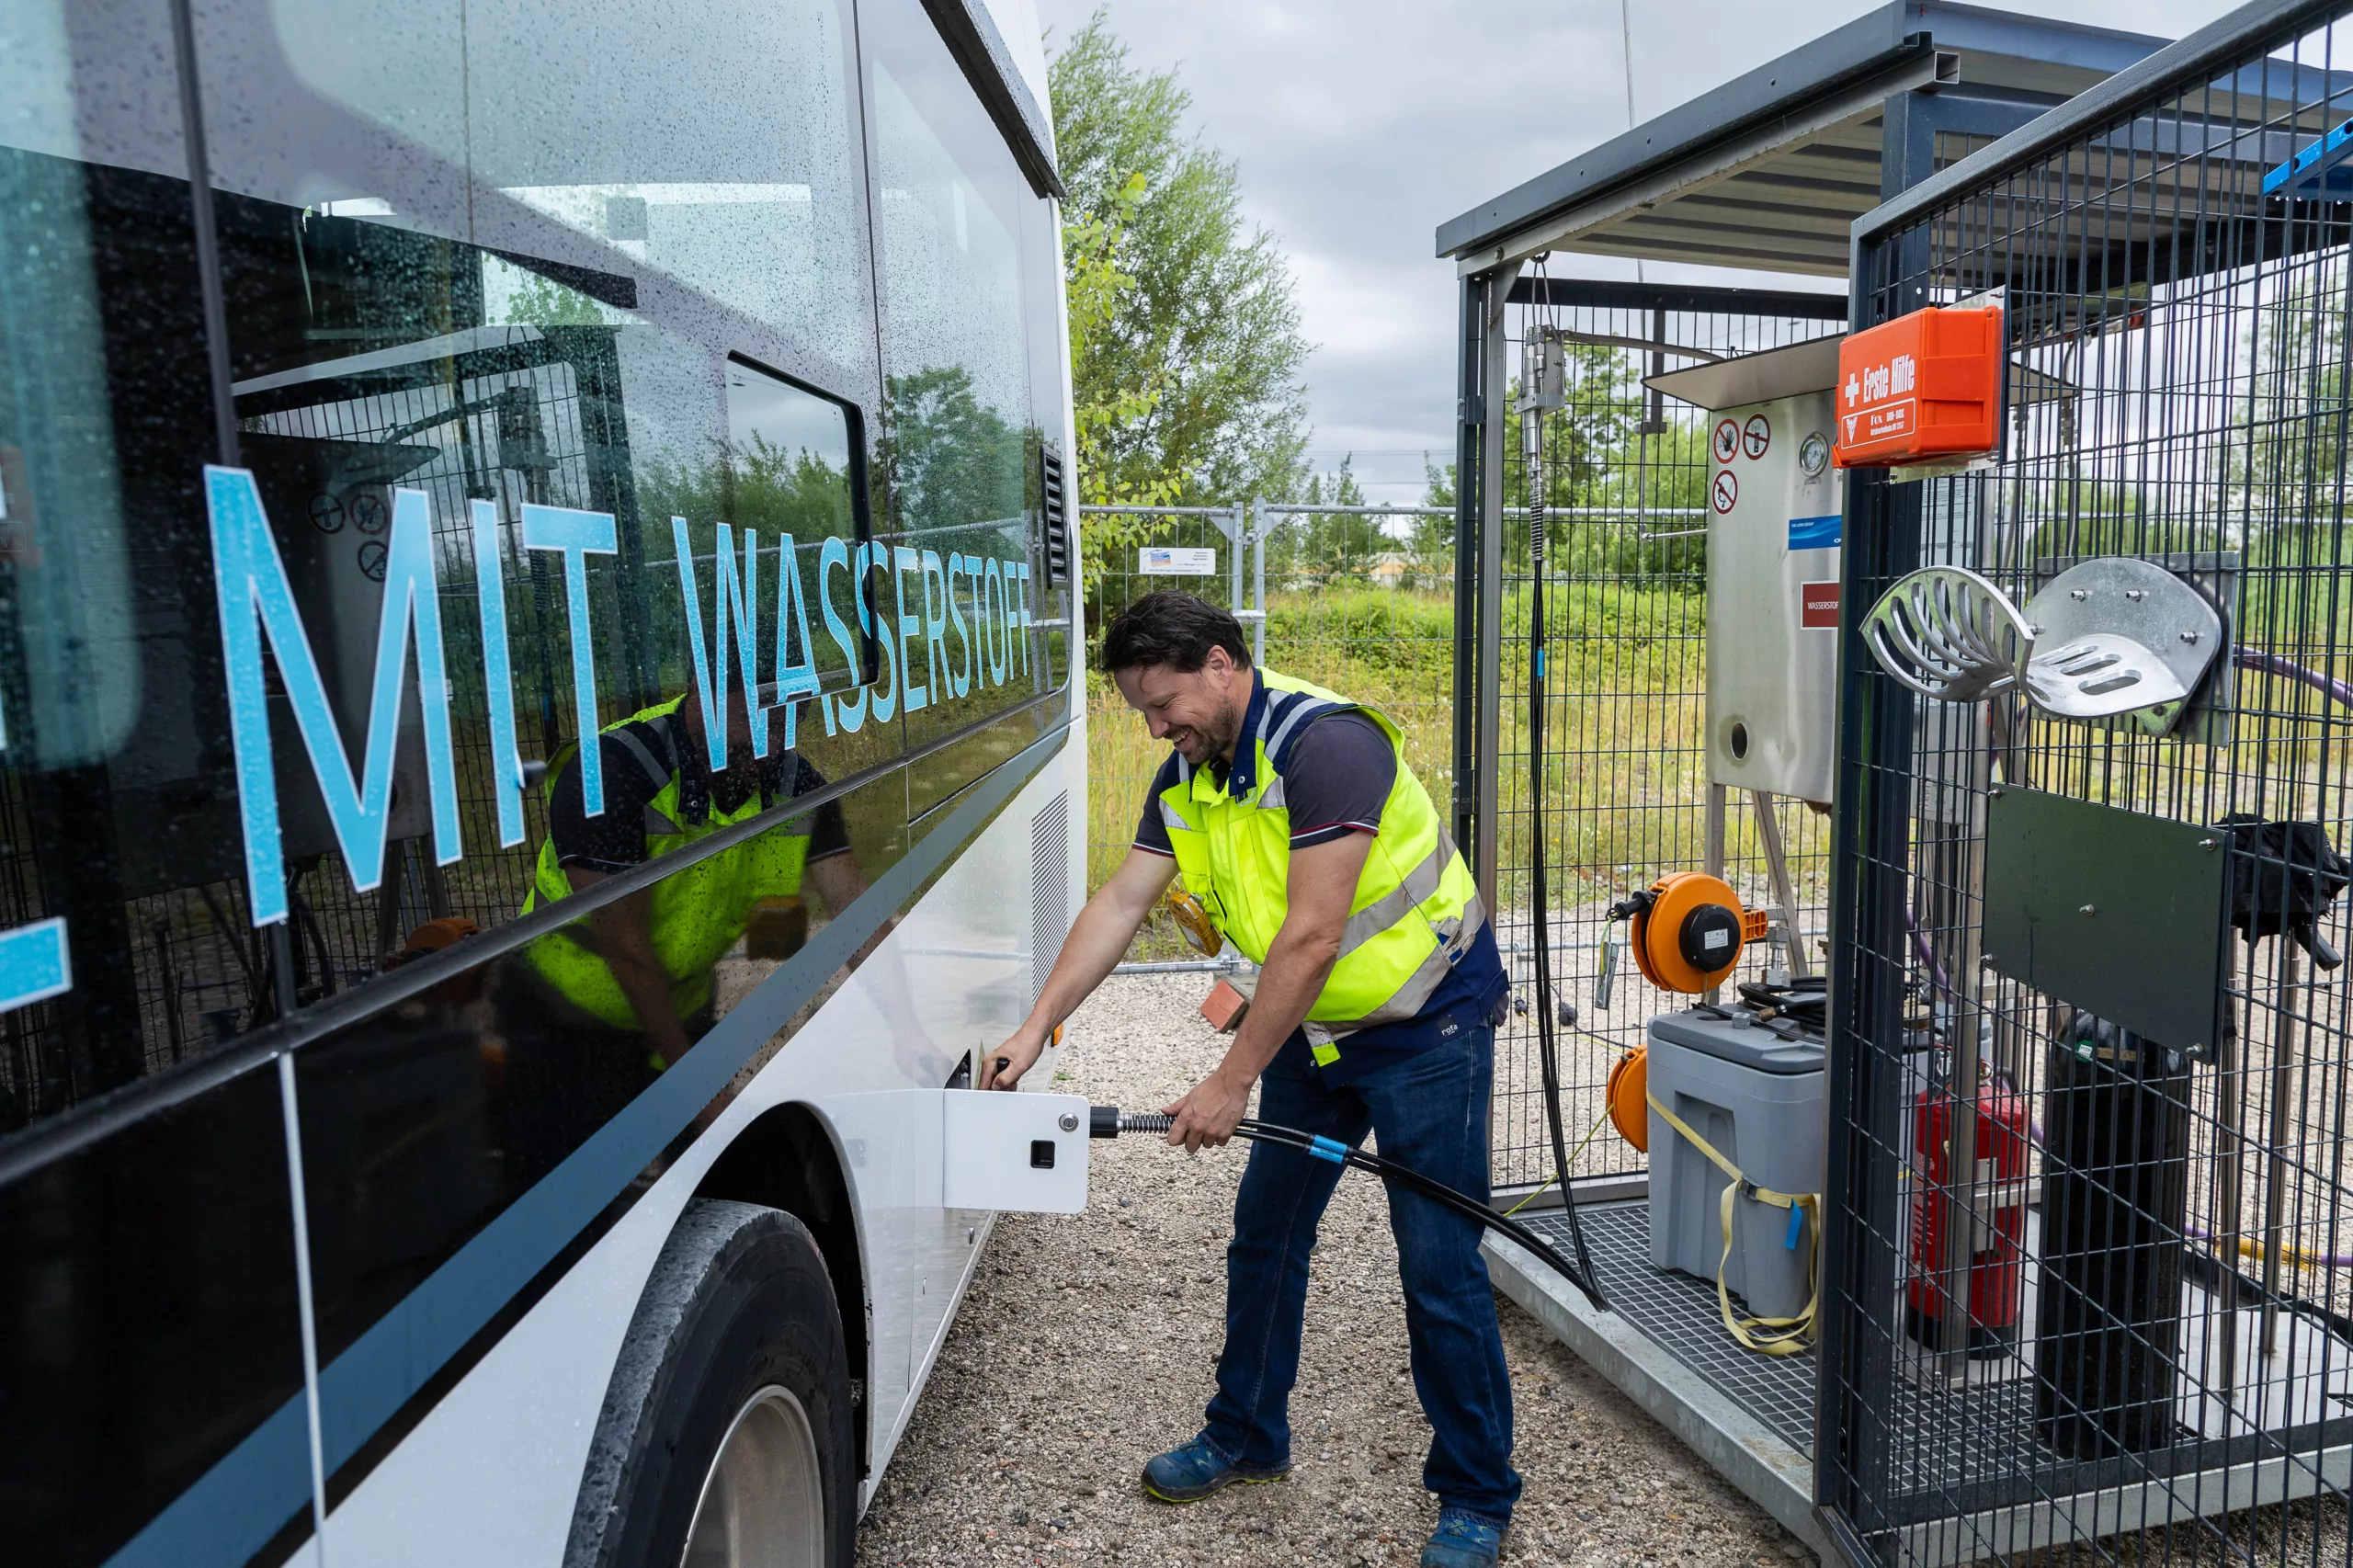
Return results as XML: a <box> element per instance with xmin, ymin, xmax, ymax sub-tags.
<box><xmin>631</xmin><ymin>432</ymin><xmax>860</xmax><ymax>691</ymax></box>
<box><xmin>881</xmin><ymin>364</ymin><xmax>1024</xmax><ymax>536</ymax></box>
<box><xmin>1063</xmin><ymin>168</ymin><xmax>1174</xmax><ymax>594</ymax></box>
<box><xmin>2236</xmin><ymin>268</ymin><xmax>2350</xmax><ymax>512</ymax></box>
<box><xmin>1051</xmin><ymin>10</ymin><xmax>1311</xmax><ymax>527</ymax></box>
<box><xmin>1270</xmin><ymin>457</ymin><xmax>1385</xmax><ymax>587</ymax></box>
<box><xmin>1420</xmin><ymin>341</ymin><xmax>1707</xmax><ymax>585</ymax></box>
<box><xmin>636</xmin><ymin>434</ymin><xmax>856</xmax><ymax>545</ymax></box>
<box><xmin>1417</xmin><ymin>455</ymin><xmax>1457</xmax><ymax>572</ymax></box>
<box><xmin>503</xmin><ymin>268</ymin><xmax>607</xmax><ymax>326</ymax></box>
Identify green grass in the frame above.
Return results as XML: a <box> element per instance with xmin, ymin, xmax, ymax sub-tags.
<box><xmin>1085</xmin><ymin>584</ymin><xmax>1732</xmax><ymax>953</ymax></box>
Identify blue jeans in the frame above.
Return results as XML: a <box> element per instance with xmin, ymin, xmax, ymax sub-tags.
<box><xmin>1199</xmin><ymin>1024</ymin><xmax>1520</xmax><ymax>1524</ymax></box>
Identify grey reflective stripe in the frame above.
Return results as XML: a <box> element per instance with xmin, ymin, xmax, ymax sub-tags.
<box><xmin>1175</xmin><ymin>752</ymin><xmax>1193</xmax><ymax>783</ymax></box>
<box><xmin>1257</xmin><ymin>775</ymin><xmax>1287</xmax><ymax>810</ymax></box>
<box><xmin>1260</xmin><ymin>696</ymin><xmax>1337</xmax><ymax>767</ymax></box>
<box><xmin>1335</xmin><ymin>835</ymin><xmax>1456</xmax><ymax>957</ymax></box>
<box><xmin>1158</xmin><ymin>798</ymin><xmax>1192</xmax><ymax>833</ymax></box>
<box><xmin>1309</xmin><ymin>893</ymin><xmax>1490</xmax><ymax>1045</ymax></box>
<box><xmin>609</xmin><ymin>726</ymin><xmax>675</xmax><ymax>792</ymax></box>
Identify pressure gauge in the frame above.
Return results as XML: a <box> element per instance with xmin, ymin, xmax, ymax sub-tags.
<box><xmin>1799</xmin><ymin>430</ymin><xmax>1831</xmax><ymax>477</ymax></box>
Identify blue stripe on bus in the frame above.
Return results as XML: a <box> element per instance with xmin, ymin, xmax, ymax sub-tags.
<box><xmin>107</xmin><ymin>723</ymin><xmax>1067</xmax><ymax>1568</ymax></box>
<box><xmin>103</xmin><ymin>1399</ymin><xmax>313</xmax><ymax>1568</ymax></box>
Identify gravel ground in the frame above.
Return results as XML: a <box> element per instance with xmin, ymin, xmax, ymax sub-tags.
<box><xmin>855</xmin><ymin>973</ymin><xmax>1806</xmax><ymax>1567</ymax></box>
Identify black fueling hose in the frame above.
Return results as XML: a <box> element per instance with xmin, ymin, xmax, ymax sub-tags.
<box><xmin>1091</xmin><ymin>1108</ymin><xmax>1608</xmax><ymax>1309</ymax></box>
<box><xmin>1521</xmin><ymin>297</ymin><xmax>1606</xmax><ymax>1310</ymax></box>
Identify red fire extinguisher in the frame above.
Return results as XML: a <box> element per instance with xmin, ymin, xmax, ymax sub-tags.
<box><xmin>1905</xmin><ymin>1084</ymin><xmax>2030</xmax><ymax>1358</ymax></box>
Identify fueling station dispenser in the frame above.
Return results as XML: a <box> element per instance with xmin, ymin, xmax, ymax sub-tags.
<box><xmin>1598</xmin><ymin>339</ymin><xmax>1851</xmax><ymax>1351</ymax></box>
<box><xmin>1647</xmin><ymin>337</ymin><xmax>1845</xmax><ymax>807</ymax></box>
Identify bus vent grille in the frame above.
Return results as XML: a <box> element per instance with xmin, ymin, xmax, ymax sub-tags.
<box><xmin>1038</xmin><ymin>446</ymin><xmax>1070</xmax><ymax>587</ymax></box>
<box><xmin>1029</xmin><ymin>791</ymin><xmax>1070</xmax><ymax>1006</ymax></box>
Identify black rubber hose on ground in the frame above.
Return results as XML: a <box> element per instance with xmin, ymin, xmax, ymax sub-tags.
<box><xmin>1095</xmin><ymin>1109</ymin><xmax>1607</xmax><ymax>1310</ymax></box>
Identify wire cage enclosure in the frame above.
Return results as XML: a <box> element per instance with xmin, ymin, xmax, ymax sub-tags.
<box><xmin>1460</xmin><ymin>277</ymin><xmax>1847</xmax><ymax>1199</ymax></box>
<box><xmin>1826</xmin><ymin>1</ymin><xmax>2353</xmax><ymax>1560</ymax></box>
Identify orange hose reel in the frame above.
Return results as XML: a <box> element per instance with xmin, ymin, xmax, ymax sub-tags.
<box><xmin>1606</xmin><ymin>1047</ymin><xmax>1650</xmax><ymax>1152</ymax></box>
<box><xmin>1603</xmin><ymin>872</ymin><xmax>1768</xmax><ymax>1152</ymax></box>
<box><xmin>1614</xmin><ymin>871</ymin><xmax>1768</xmax><ymax>994</ymax></box>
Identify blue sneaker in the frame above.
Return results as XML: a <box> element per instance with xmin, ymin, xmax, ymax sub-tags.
<box><xmin>1139</xmin><ymin>1437</ymin><xmax>1288</xmax><ymax>1503</ymax></box>
<box><xmin>1421</xmin><ymin>1508</ymin><xmax>1507</xmax><ymax>1568</ymax></box>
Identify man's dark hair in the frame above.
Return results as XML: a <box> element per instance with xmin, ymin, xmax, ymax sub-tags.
<box><xmin>1098</xmin><ymin>590</ymin><xmax>1253</xmax><ymax>675</ymax></box>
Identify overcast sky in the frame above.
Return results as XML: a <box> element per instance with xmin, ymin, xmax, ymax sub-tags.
<box><xmin>1032</xmin><ymin>0</ymin><xmax>2248</xmax><ymax>501</ymax></box>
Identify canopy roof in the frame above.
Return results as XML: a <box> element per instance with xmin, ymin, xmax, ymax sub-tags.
<box><xmin>1437</xmin><ymin>3</ymin><xmax>2169</xmax><ymax>278</ymax></box>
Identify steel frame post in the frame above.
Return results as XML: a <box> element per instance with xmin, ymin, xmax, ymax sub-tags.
<box><xmin>1453</xmin><ymin>276</ymin><xmax>1485</xmax><ymax>859</ymax></box>
<box><xmin>1212</xmin><ymin>506</ymin><xmax>1244</xmax><ymax>614</ymax></box>
<box><xmin>1702</xmin><ymin>784</ymin><xmax>1728</xmax><ymax>1005</ymax></box>
<box><xmin>1250</xmin><ymin>500</ymin><xmax>1267</xmax><ymax>667</ymax></box>
<box><xmin>1751</xmin><ymin>790</ymin><xmax>1812</xmax><ymax>983</ymax></box>
<box><xmin>1474</xmin><ymin>262</ymin><xmax>1521</xmax><ymax>915</ymax></box>
<box><xmin>1816</xmin><ymin>85</ymin><xmax>1940</xmax><ymax>1543</ymax></box>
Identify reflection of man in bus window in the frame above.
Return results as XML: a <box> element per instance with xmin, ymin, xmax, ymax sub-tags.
<box><xmin>501</xmin><ymin>681</ymin><xmax>862</xmax><ymax>1168</ymax></box>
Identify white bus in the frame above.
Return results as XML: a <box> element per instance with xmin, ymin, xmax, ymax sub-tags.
<box><xmin>0</xmin><ymin>1</ymin><xmax>1084</xmax><ymax>1563</ymax></box>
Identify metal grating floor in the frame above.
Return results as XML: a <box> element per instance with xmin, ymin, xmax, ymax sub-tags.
<box><xmin>1517</xmin><ymin>1201</ymin><xmax>2353</xmax><ymax>1529</ymax></box>
<box><xmin>1521</xmin><ymin>1200</ymin><xmax>1819</xmax><ymax>1455</ymax></box>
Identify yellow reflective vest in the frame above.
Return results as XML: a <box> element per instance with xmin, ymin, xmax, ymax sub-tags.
<box><xmin>1153</xmin><ymin>669</ymin><xmax>1485</xmax><ymax>1065</ymax></box>
<box><xmin>521</xmin><ymin>695</ymin><xmax>815</xmax><ymax>1033</ymax></box>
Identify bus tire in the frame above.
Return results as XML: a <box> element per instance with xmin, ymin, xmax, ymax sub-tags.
<box><xmin>569</xmin><ymin>1199</ymin><xmax>856</xmax><ymax>1568</ymax></box>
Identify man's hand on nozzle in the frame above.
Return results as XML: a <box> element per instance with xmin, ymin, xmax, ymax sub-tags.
<box><xmin>1163</xmin><ymin>1065</ymin><xmax>1251</xmax><ymax>1152</ymax></box>
<box><xmin>979</xmin><ymin>1027</ymin><xmax>1047</xmax><ymax>1091</ymax></box>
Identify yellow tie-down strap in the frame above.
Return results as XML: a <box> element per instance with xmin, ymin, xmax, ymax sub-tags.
<box><xmin>1646</xmin><ymin>1090</ymin><xmax>1819</xmax><ymax>1358</ymax></box>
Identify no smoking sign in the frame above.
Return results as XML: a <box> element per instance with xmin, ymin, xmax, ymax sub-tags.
<box><xmin>1711</xmin><ymin>419</ymin><xmax>1740</xmax><ymax>464</ymax></box>
<box><xmin>1711</xmin><ymin>469</ymin><xmax>1739</xmax><ymax>514</ymax></box>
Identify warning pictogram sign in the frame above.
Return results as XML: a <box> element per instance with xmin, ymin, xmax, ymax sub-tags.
<box><xmin>1742</xmin><ymin>414</ymin><xmax>1771</xmax><ymax>459</ymax></box>
<box><xmin>1711</xmin><ymin>419</ymin><xmax>1740</xmax><ymax>464</ymax></box>
<box><xmin>1711</xmin><ymin>470</ymin><xmax>1739</xmax><ymax>515</ymax></box>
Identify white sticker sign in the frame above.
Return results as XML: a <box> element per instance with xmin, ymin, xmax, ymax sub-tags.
<box><xmin>1139</xmin><ymin>546</ymin><xmax>1218</xmax><ymax>575</ymax></box>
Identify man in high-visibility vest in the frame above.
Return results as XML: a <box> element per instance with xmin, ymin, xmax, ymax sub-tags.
<box><xmin>984</xmin><ymin>591</ymin><xmax>1517</xmax><ymax>1568</ymax></box>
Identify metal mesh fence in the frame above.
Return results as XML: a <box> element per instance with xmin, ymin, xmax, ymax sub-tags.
<box><xmin>1488</xmin><ymin>283</ymin><xmax>1847</xmax><ymax>1193</ymax></box>
<box><xmin>1825</xmin><ymin>5</ymin><xmax>2353</xmax><ymax>1559</ymax></box>
<box><xmin>1076</xmin><ymin>288</ymin><xmax>1850</xmax><ymax>1183</ymax></box>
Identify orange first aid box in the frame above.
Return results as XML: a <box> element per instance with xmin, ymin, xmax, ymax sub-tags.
<box><xmin>1833</xmin><ymin>304</ymin><xmax>2003</xmax><ymax>467</ymax></box>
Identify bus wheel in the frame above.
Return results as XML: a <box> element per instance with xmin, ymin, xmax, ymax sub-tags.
<box><xmin>571</xmin><ymin>1199</ymin><xmax>855</xmax><ymax>1568</ymax></box>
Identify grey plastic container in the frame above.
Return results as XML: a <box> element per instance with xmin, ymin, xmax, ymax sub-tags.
<box><xmin>1646</xmin><ymin>1009</ymin><xmax>1827</xmax><ymax>1321</ymax></box>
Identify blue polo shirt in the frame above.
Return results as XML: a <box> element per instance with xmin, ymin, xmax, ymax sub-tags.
<box><xmin>1132</xmin><ymin>674</ymin><xmax>1508</xmax><ymax>1086</ymax></box>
